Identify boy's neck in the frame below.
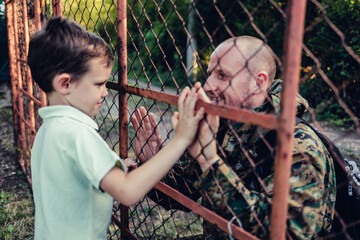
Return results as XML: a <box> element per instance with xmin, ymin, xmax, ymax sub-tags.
<box><xmin>47</xmin><ymin>91</ymin><xmax>70</xmax><ymax>106</ymax></box>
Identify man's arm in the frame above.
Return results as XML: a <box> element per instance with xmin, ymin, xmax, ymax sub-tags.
<box><xmin>190</xmin><ymin>124</ymin><xmax>335</xmax><ymax>239</ymax></box>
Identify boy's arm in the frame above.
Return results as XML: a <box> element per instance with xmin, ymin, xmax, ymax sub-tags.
<box><xmin>101</xmin><ymin>135</ymin><xmax>191</xmax><ymax>206</ymax></box>
<box><xmin>100</xmin><ymin>87</ymin><xmax>205</xmax><ymax>206</ymax></box>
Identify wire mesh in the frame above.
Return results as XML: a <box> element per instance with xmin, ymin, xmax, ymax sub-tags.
<box><xmin>5</xmin><ymin>0</ymin><xmax>360</xmax><ymax>239</ymax></box>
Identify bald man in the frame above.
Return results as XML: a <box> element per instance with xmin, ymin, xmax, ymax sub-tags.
<box><xmin>133</xmin><ymin>36</ymin><xmax>336</xmax><ymax>239</ymax></box>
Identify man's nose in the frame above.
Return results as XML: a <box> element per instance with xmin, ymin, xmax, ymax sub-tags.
<box><xmin>204</xmin><ymin>76</ymin><xmax>216</xmax><ymax>93</ymax></box>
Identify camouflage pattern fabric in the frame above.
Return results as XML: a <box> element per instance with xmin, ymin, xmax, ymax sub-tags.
<box><xmin>153</xmin><ymin>80</ymin><xmax>336</xmax><ymax>239</ymax></box>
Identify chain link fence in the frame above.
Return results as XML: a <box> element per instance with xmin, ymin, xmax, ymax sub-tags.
<box><xmin>5</xmin><ymin>0</ymin><xmax>360</xmax><ymax>239</ymax></box>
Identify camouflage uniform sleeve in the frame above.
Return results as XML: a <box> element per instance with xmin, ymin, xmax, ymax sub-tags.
<box><xmin>286</xmin><ymin>123</ymin><xmax>336</xmax><ymax>239</ymax></box>
<box><xmin>193</xmin><ymin>158</ymin><xmax>271</xmax><ymax>238</ymax></box>
<box><xmin>192</xmin><ymin>124</ymin><xmax>336</xmax><ymax>239</ymax></box>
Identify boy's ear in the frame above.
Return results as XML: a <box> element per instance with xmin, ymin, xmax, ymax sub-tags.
<box><xmin>53</xmin><ymin>73</ymin><xmax>72</xmax><ymax>94</ymax></box>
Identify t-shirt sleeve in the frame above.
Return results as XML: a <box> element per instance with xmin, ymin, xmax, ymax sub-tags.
<box><xmin>72</xmin><ymin>126</ymin><xmax>127</xmax><ymax>190</ymax></box>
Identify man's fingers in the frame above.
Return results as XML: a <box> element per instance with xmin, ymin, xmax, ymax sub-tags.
<box><xmin>194</xmin><ymin>107</ymin><xmax>205</xmax><ymax>122</ymax></box>
<box><xmin>149</xmin><ymin>113</ymin><xmax>163</xmax><ymax>145</ymax></box>
<box><xmin>134</xmin><ymin>108</ymin><xmax>142</xmax><ymax>123</ymax></box>
<box><xmin>131</xmin><ymin>115</ymin><xmax>140</xmax><ymax>132</ymax></box>
<box><xmin>171</xmin><ymin>112</ymin><xmax>179</xmax><ymax>129</ymax></box>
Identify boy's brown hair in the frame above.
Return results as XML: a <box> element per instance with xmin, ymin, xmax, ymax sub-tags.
<box><xmin>27</xmin><ymin>17</ymin><xmax>114</xmax><ymax>93</ymax></box>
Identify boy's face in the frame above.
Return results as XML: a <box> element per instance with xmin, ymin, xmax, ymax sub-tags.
<box><xmin>66</xmin><ymin>58</ymin><xmax>112</xmax><ymax>117</ymax></box>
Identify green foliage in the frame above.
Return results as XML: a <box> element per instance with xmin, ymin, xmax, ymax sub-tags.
<box><xmin>127</xmin><ymin>0</ymin><xmax>191</xmax><ymax>88</ymax></box>
<box><xmin>299</xmin><ymin>0</ymin><xmax>360</xmax><ymax>127</ymax></box>
<box><xmin>192</xmin><ymin>0</ymin><xmax>286</xmax><ymax>81</ymax></box>
<box><xmin>66</xmin><ymin>0</ymin><xmax>359</xmax><ymax>127</ymax></box>
<box><xmin>63</xmin><ymin>0</ymin><xmax>118</xmax><ymax>65</ymax></box>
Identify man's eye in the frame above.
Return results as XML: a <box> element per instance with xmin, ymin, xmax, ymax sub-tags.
<box><xmin>218</xmin><ymin>73</ymin><xmax>227</xmax><ymax>80</ymax></box>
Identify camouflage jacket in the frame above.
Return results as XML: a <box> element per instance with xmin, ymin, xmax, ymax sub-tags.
<box><xmin>152</xmin><ymin>80</ymin><xmax>336</xmax><ymax>239</ymax></box>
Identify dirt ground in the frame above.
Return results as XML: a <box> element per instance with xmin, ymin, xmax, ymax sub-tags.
<box><xmin>0</xmin><ymin>82</ymin><xmax>29</xmax><ymax>191</ymax></box>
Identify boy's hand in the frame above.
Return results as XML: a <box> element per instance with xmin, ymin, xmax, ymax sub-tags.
<box><xmin>171</xmin><ymin>86</ymin><xmax>205</xmax><ymax>147</ymax></box>
<box><xmin>187</xmin><ymin>83</ymin><xmax>220</xmax><ymax>172</ymax></box>
<box><xmin>131</xmin><ymin>106</ymin><xmax>162</xmax><ymax>163</ymax></box>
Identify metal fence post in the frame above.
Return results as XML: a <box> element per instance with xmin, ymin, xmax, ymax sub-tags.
<box><xmin>34</xmin><ymin>0</ymin><xmax>47</xmax><ymax>107</ymax></box>
<box><xmin>53</xmin><ymin>0</ymin><xmax>63</xmax><ymax>17</ymax></box>
<box><xmin>117</xmin><ymin>0</ymin><xmax>132</xmax><ymax>239</ymax></box>
<box><xmin>5</xmin><ymin>0</ymin><xmax>19</xmax><ymax>162</ymax></box>
<box><xmin>270</xmin><ymin>1</ymin><xmax>307</xmax><ymax>239</ymax></box>
<box><xmin>21</xmin><ymin>0</ymin><xmax>36</xmax><ymax>145</ymax></box>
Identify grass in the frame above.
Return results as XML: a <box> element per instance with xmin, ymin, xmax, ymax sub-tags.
<box><xmin>109</xmin><ymin>197</ymin><xmax>203</xmax><ymax>239</ymax></box>
<box><xmin>0</xmin><ymin>185</ymin><xmax>34</xmax><ymax>240</ymax></box>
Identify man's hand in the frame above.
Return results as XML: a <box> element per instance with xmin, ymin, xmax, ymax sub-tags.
<box><xmin>131</xmin><ymin>106</ymin><xmax>163</xmax><ymax>163</ymax></box>
<box><xmin>123</xmin><ymin>158</ymin><xmax>138</xmax><ymax>171</ymax></box>
<box><xmin>187</xmin><ymin>83</ymin><xmax>220</xmax><ymax>172</ymax></box>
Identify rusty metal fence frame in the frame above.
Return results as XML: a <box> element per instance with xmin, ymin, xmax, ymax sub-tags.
<box><xmin>5</xmin><ymin>0</ymin><xmax>359</xmax><ymax>239</ymax></box>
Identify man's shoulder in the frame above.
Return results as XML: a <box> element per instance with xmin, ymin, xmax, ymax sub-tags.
<box><xmin>294</xmin><ymin>122</ymin><xmax>323</xmax><ymax>144</ymax></box>
<box><xmin>293</xmin><ymin>122</ymin><xmax>331</xmax><ymax>160</ymax></box>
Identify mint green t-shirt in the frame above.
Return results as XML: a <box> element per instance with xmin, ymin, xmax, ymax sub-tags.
<box><xmin>31</xmin><ymin>105</ymin><xmax>126</xmax><ymax>240</ymax></box>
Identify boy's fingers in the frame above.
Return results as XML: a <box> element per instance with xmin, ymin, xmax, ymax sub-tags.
<box><xmin>185</xmin><ymin>89</ymin><xmax>198</xmax><ymax>115</ymax></box>
<box><xmin>197</xmin><ymin>86</ymin><xmax>211</xmax><ymax>103</ymax></box>
<box><xmin>194</xmin><ymin>82</ymin><xmax>202</xmax><ymax>90</ymax></box>
<box><xmin>178</xmin><ymin>87</ymin><xmax>190</xmax><ymax>114</ymax></box>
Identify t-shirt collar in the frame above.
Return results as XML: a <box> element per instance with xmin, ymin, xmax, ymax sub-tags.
<box><xmin>38</xmin><ymin>105</ymin><xmax>99</xmax><ymax>130</ymax></box>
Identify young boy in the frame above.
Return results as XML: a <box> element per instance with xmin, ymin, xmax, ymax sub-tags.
<box><xmin>27</xmin><ymin>17</ymin><xmax>205</xmax><ymax>239</ymax></box>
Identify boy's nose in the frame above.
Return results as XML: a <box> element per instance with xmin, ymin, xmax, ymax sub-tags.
<box><xmin>102</xmin><ymin>88</ymin><xmax>108</xmax><ymax>97</ymax></box>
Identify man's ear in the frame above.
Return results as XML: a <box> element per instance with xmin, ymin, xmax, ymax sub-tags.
<box><xmin>53</xmin><ymin>73</ymin><xmax>72</xmax><ymax>94</ymax></box>
<box><xmin>256</xmin><ymin>71</ymin><xmax>269</xmax><ymax>91</ymax></box>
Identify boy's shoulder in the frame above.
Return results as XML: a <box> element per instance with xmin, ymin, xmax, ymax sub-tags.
<box><xmin>39</xmin><ymin>105</ymin><xmax>98</xmax><ymax>130</ymax></box>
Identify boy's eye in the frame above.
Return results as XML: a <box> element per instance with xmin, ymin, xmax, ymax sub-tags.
<box><xmin>96</xmin><ymin>82</ymin><xmax>106</xmax><ymax>86</ymax></box>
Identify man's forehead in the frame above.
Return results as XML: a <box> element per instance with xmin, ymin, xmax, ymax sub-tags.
<box><xmin>208</xmin><ymin>43</ymin><xmax>245</xmax><ymax>71</ymax></box>
<box><xmin>212</xmin><ymin>42</ymin><xmax>246</xmax><ymax>61</ymax></box>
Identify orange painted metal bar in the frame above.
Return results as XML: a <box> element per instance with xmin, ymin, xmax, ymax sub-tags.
<box><xmin>155</xmin><ymin>182</ymin><xmax>259</xmax><ymax>240</ymax></box>
<box><xmin>107</xmin><ymin>82</ymin><xmax>278</xmax><ymax>130</ymax></box>
<box><xmin>118</xmin><ymin>0</ymin><xmax>128</xmax><ymax>160</ymax></box>
<box><xmin>5</xmin><ymin>0</ymin><xmax>20</xmax><ymax>155</ymax></box>
<box><xmin>34</xmin><ymin>0</ymin><xmax>41</xmax><ymax>29</ymax></box>
<box><xmin>12</xmin><ymin>1</ymin><xmax>27</xmax><ymax>176</ymax></box>
<box><xmin>19</xmin><ymin>88</ymin><xmax>42</xmax><ymax>106</ymax></box>
<box><xmin>52</xmin><ymin>0</ymin><xmax>63</xmax><ymax>17</ymax></box>
<box><xmin>117</xmin><ymin>1</ymin><xmax>133</xmax><ymax>240</ymax></box>
<box><xmin>270</xmin><ymin>1</ymin><xmax>307</xmax><ymax>240</ymax></box>
<box><xmin>34</xmin><ymin>0</ymin><xmax>47</xmax><ymax>107</ymax></box>
<box><xmin>21</xmin><ymin>0</ymin><xmax>36</xmax><ymax>145</ymax></box>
